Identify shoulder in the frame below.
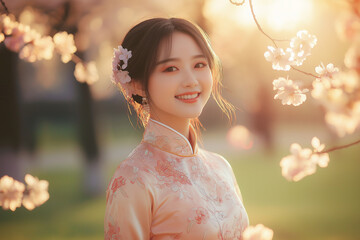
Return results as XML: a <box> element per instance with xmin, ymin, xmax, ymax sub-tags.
<box><xmin>198</xmin><ymin>148</ymin><xmax>233</xmax><ymax>172</ymax></box>
<box><xmin>106</xmin><ymin>143</ymin><xmax>157</xmax><ymax>200</ymax></box>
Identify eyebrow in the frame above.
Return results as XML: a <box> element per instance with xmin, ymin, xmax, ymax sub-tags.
<box><xmin>156</xmin><ymin>54</ymin><xmax>206</xmax><ymax>66</ymax></box>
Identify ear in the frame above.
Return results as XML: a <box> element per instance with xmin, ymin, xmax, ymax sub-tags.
<box><xmin>130</xmin><ymin>80</ymin><xmax>146</xmax><ymax>97</ymax></box>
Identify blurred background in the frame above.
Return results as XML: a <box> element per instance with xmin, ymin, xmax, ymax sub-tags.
<box><xmin>0</xmin><ymin>0</ymin><xmax>359</xmax><ymax>239</ymax></box>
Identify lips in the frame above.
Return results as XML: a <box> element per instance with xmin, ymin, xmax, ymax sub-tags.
<box><xmin>175</xmin><ymin>92</ymin><xmax>200</xmax><ymax>103</ymax></box>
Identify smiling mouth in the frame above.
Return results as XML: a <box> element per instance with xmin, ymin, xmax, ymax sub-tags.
<box><xmin>175</xmin><ymin>92</ymin><xmax>200</xmax><ymax>103</ymax></box>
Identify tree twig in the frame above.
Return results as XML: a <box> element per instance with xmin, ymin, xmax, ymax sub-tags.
<box><xmin>71</xmin><ymin>54</ymin><xmax>82</xmax><ymax>64</ymax></box>
<box><xmin>291</xmin><ymin>66</ymin><xmax>319</xmax><ymax>78</ymax></box>
<box><xmin>0</xmin><ymin>0</ymin><xmax>9</xmax><ymax>15</ymax></box>
<box><xmin>248</xmin><ymin>0</ymin><xmax>278</xmax><ymax>47</ymax></box>
<box><xmin>230</xmin><ymin>0</ymin><xmax>246</xmax><ymax>6</ymax></box>
<box><xmin>321</xmin><ymin>139</ymin><xmax>360</xmax><ymax>154</ymax></box>
<box><xmin>247</xmin><ymin>0</ymin><xmax>319</xmax><ymax>79</ymax></box>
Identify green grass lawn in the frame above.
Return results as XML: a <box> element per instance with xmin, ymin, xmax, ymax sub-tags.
<box><xmin>1</xmin><ymin>139</ymin><xmax>359</xmax><ymax>239</ymax></box>
<box><xmin>229</xmin><ymin>148</ymin><xmax>360</xmax><ymax>240</ymax></box>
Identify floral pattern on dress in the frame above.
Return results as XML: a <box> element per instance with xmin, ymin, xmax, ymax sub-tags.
<box><xmin>155</xmin><ymin>157</ymin><xmax>191</xmax><ymax>185</ymax></box>
<box><xmin>107</xmin><ymin>164</ymin><xmax>145</xmax><ymax>205</ymax></box>
<box><xmin>221</xmin><ymin>213</ymin><xmax>248</xmax><ymax>240</ymax></box>
<box><xmin>191</xmin><ymin>207</ymin><xmax>210</xmax><ymax>224</ymax></box>
<box><xmin>105</xmin><ymin>222</ymin><xmax>121</xmax><ymax>240</ymax></box>
<box><xmin>104</xmin><ymin>119</ymin><xmax>249</xmax><ymax>239</ymax></box>
<box><xmin>145</xmin><ymin>155</ymin><xmax>192</xmax><ymax>200</ymax></box>
<box><xmin>143</xmin><ymin>119</ymin><xmax>195</xmax><ymax>156</ymax></box>
<box><xmin>187</xmin><ymin>207</ymin><xmax>211</xmax><ymax>234</ymax></box>
<box><xmin>111</xmin><ymin>176</ymin><xmax>127</xmax><ymax>193</ymax></box>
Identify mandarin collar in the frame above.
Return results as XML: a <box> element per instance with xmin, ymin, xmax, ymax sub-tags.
<box><xmin>142</xmin><ymin>119</ymin><xmax>198</xmax><ymax>156</ymax></box>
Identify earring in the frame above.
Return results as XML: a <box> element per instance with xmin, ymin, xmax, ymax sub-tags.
<box><xmin>142</xmin><ymin>97</ymin><xmax>150</xmax><ymax>113</ymax></box>
<box><xmin>132</xmin><ymin>94</ymin><xmax>142</xmax><ymax>104</ymax></box>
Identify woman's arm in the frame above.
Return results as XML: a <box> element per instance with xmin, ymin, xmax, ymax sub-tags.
<box><xmin>104</xmin><ymin>168</ymin><xmax>153</xmax><ymax>240</ymax></box>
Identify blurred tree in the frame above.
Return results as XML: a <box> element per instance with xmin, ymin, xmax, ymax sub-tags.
<box><xmin>0</xmin><ymin>47</ymin><xmax>22</xmax><ymax>181</ymax></box>
<box><xmin>1</xmin><ymin>0</ymin><xmax>104</xmax><ymax>195</ymax></box>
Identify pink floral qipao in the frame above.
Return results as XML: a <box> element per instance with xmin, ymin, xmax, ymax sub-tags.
<box><xmin>104</xmin><ymin>119</ymin><xmax>249</xmax><ymax>239</ymax></box>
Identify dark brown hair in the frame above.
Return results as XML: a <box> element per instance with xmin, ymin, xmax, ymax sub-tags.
<box><xmin>120</xmin><ymin>17</ymin><xmax>234</xmax><ymax>128</ymax></box>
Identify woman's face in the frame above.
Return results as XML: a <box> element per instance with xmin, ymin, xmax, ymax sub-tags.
<box><xmin>147</xmin><ymin>32</ymin><xmax>213</xmax><ymax>125</ymax></box>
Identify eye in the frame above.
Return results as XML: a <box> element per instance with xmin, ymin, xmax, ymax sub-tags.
<box><xmin>163</xmin><ymin>66</ymin><xmax>178</xmax><ymax>72</ymax></box>
<box><xmin>195</xmin><ymin>62</ymin><xmax>207</xmax><ymax>68</ymax></box>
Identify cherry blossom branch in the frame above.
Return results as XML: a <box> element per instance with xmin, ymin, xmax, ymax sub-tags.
<box><xmin>230</xmin><ymin>0</ymin><xmax>246</xmax><ymax>6</ymax></box>
<box><xmin>247</xmin><ymin>0</ymin><xmax>290</xmax><ymax>44</ymax></box>
<box><xmin>0</xmin><ymin>0</ymin><xmax>9</xmax><ymax>15</ymax></box>
<box><xmin>0</xmin><ymin>12</ymin><xmax>99</xmax><ymax>84</ymax></box>
<box><xmin>231</xmin><ymin>1</ymin><xmax>360</xmax><ymax>157</ymax></box>
<box><xmin>321</xmin><ymin>139</ymin><xmax>360</xmax><ymax>154</ymax></box>
<box><xmin>291</xmin><ymin>66</ymin><xmax>319</xmax><ymax>78</ymax></box>
<box><xmin>71</xmin><ymin>53</ymin><xmax>82</xmax><ymax>64</ymax></box>
<box><xmin>247</xmin><ymin>0</ymin><xmax>318</xmax><ymax>78</ymax></box>
<box><xmin>248</xmin><ymin>0</ymin><xmax>278</xmax><ymax>47</ymax></box>
<box><xmin>0</xmin><ymin>174</ymin><xmax>49</xmax><ymax>211</ymax></box>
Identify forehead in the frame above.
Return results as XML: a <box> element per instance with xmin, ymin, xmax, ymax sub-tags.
<box><xmin>157</xmin><ymin>32</ymin><xmax>204</xmax><ymax>59</ymax></box>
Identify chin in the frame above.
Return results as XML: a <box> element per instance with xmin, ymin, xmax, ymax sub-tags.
<box><xmin>180</xmin><ymin>109</ymin><xmax>203</xmax><ymax>119</ymax></box>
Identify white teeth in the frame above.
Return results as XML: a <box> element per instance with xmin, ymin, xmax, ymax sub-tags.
<box><xmin>176</xmin><ymin>93</ymin><xmax>198</xmax><ymax>100</ymax></box>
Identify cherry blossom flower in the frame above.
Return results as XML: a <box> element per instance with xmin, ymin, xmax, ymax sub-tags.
<box><xmin>243</xmin><ymin>224</ymin><xmax>273</xmax><ymax>240</ymax></box>
<box><xmin>290</xmin><ymin>30</ymin><xmax>317</xmax><ymax>66</ymax></box>
<box><xmin>280</xmin><ymin>143</ymin><xmax>314</xmax><ymax>182</ymax></box>
<box><xmin>115</xmin><ymin>45</ymin><xmax>132</xmax><ymax>70</ymax></box>
<box><xmin>335</xmin><ymin>11</ymin><xmax>360</xmax><ymax>41</ymax></box>
<box><xmin>0</xmin><ymin>14</ymin><xmax>17</xmax><ymax>35</ymax></box>
<box><xmin>22</xmin><ymin>174</ymin><xmax>49</xmax><ymax>211</ymax></box>
<box><xmin>112</xmin><ymin>48</ymin><xmax>121</xmax><ymax>72</ymax></box>
<box><xmin>19</xmin><ymin>36</ymin><xmax>54</xmax><ymax>62</ymax></box>
<box><xmin>264</xmin><ymin>46</ymin><xmax>293</xmax><ymax>71</ymax></box>
<box><xmin>113</xmin><ymin>70</ymin><xmax>131</xmax><ymax>84</ymax></box>
<box><xmin>280</xmin><ymin>137</ymin><xmax>330</xmax><ymax>182</ymax></box>
<box><xmin>53</xmin><ymin>31</ymin><xmax>77</xmax><ymax>63</ymax></box>
<box><xmin>311</xmin><ymin>77</ymin><xmax>348</xmax><ymax>112</ymax></box>
<box><xmin>312</xmin><ymin>72</ymin><xmax>360</xmax><ymax>136</ymax></box>
<box><xmin>311</xmin><ymin>137</ymin><xmax>330</xmax><ymax>168</ymax></box>
<box><xmin>325</xmin><ymin>111</ymin><xmax>360</xmax><ymax>137</ymax></box>
<box><xmin>315</xmin><ymin>63</ymin><xmax>339</xmax><ymax>78</ymax></box>
<box><xmin>0</xmin><ymin>175</ymin><xmax>25</xmax><ymax>211</ymax></box>
<box><xmin>227</xmin><ymin>125</ymin><xmax>253</xmax><ymax>149</ymax></box>
<box><xmin>74</xmin><ymin>61</ymin><xmax>99</xmax><ymax>84</ymax></box>
<box><xmin>344</xmin><ymin>40</ymin><xmax>360</xmax><ymax>70</ymax></box>
<box><xmin>4</xmin><ymin>23</ymin><xmax>35</xmax><ymax>52</ymax></box>
<box><xmin>334</xmin><ymin>70</ymin><xmax>359</xmax><ymax>93</ymax></box>
<box><xmin>272</xmin><ymin>77</ymin><xmax>308</xmax><ymax>106</ymax></box>
<box><xmin>112</xmin><ymin>46</ymin><xmax>132</xmax><ymax>88</ymax></box>
<box><xmin>312</xmin><ymin>70</ymin><xmax>360</xmax><ymax>135</ymax></box>
<box><xmin>311</xmin><ymin>77</ymin><xmax>331</xmax><ymax>101</ymax></box>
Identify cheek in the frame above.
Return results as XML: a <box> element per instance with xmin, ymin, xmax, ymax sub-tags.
<box><xmin>202</xmin><ymin>71</ymin><xmax>213</xmax><ymax>94</ymax></box>
<box><xmin>148</xmin><ymin>76</ymin><xmax>173</xmax><ymax>104</ymax></box>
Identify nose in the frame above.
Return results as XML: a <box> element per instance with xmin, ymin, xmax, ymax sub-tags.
<box><xmin>182</xmin><ymin>68</ymin><xmax>199</xmax><ymax>88</ymax></box>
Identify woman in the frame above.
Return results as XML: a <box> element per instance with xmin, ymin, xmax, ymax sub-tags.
<box><xmin>105</xmin><ymin>17</ymin><xmax>249</xmax><ymax>239</ymax></box>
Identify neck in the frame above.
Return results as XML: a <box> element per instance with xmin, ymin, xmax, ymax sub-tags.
<box><xmin>149</xmin><ymin>115</ymin><xmax>190</xmax><ymax>139</ymax></box>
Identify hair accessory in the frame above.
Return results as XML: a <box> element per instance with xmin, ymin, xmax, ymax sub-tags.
<box><xmin>112</xmin><ymin>45</ymin><xmax>132</xmax><ymax>96</ymax></box>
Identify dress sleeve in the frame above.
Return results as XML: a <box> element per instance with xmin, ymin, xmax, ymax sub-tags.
<box><xmin>104</xmin><ymin>167</ymin><xmax>154</xmax><ymax>240</ymax></box>
<box><xmin>217</xmin><ymin>154</ymin><xmax>245</xmax><ymax>203</ymax></box>
<box><xmin>230</xmin><ymin>167</ymin><xmax>244</xmax><ymax>203</ymax></box>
